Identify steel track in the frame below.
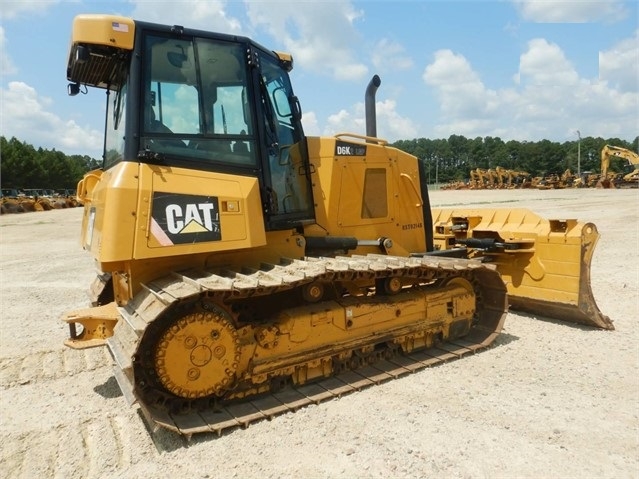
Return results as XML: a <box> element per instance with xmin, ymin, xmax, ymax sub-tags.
<box><xmin>107</xmin><ymin>254</ymin><xmax>507</xmax><ymax>437</ymax></box>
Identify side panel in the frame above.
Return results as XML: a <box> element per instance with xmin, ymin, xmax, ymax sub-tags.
<box><xmin>81</xmin><ymin>162</ymin><xmax>139</xmax><ymax>263</ymax></box>
<box><xmin>81</xmin><ymin>162</ymin><xmax>267</xmax><ymax>265</ymax></box>
<box><xmin>134</xmin><ymin>164</ymin><xmax>267</xmax><ymax>259</ymax></box>
<box><xmin>306</xmin><ymin>136</ymin><xmax>427</xmax><ymax>255</ymax></box>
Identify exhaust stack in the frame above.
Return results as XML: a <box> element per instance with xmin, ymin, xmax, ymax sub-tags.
<box><xmin>365</xmin><ymin>75</ymin><xmax>381</xmax><ymax>139</ymax></box>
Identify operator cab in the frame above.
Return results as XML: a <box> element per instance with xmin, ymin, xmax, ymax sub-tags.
<box><xmin>67</xmin><ymin>15</ymin><xmax>314</xmax><ymax>230</ymax></box>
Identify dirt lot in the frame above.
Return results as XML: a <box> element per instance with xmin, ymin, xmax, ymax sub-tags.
<box><xmin>1</xmin><ymin>188</ymin><xmax>637</xmax><ymax>479</ymax></box>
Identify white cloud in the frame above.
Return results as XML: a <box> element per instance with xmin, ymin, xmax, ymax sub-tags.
<box><xmin>518</xmin><ymin>38</ymin><xmax>579</xmax><ymax>85</ymax></box>
<box><xmin>0</xmin><ymin>82</ymin><xmax>103</xmax><ymax>156</ymax></box>
<box><xmin>371</xmin><ymin>39</ymin><xmax>414</xmax><ymax>72</ymax></box>
<box><xmin>514</xmin><ymin>0</ymin><xmax>628</xmax><ymax>23</ymax></box>
<box><xmin>301</xmin><ymin>110</ymin><xmax>320</xmax><ymax>136</ymax></box>
<box><xmin>130</xmin><ymin>0</ymin><xmax>369</xmax><ymax>81</ymax></box>
<box><xmin>376</xmin><ymin>99</ymin><xmax>419</xmax><ymax>140</ymax></box>
<box><xmin>599</xmin><ymin>29</ymin><xmax>639</xmax><ymax>92</ymax></box>
<box><xmin>0</xmin><ymin>0</ymin><xmax>60</xmax><ymax>20</ymax></box>
<box><xmin>325</xmin><ymin>108</ymin><xmax>356</xmax><ymax>135</ymax></box>
<box><xmin>423</xmin><ymin>50</ymin><xmax>495</xmax><ymax>117</ymax></box>
<box><xmin>129</xmin><ymin>0</ymin><xmax>243</xmax><ymax>33</ymax></box>
<box><xmin>0</xmin><ymin>26</ymin><xmax>17</xmax><ymax>75</ymax></box>
<box><xmin>246</xmin><ymin>1</ymin><xmax>368</xmax><ymax>82</ymax></box>
<box><xmin>423</xmin><ymin>50</ymin><xmax>481</xmax><ymax>90</ymax></box>
<box><xmin>422</xmin><ymin>40</ymin><xmax>638</xmax><ymax>141</ymax></box>
<box><xmin>321</xmin><ymin>99</ymin><xmax>418</xmax><ymax>141</ymax></box>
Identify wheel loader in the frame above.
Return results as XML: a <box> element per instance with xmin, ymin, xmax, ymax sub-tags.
<box><xmin>62</xmin><ymin>14</ymin><xmax>611</xmax><ymax>436</ymax></box>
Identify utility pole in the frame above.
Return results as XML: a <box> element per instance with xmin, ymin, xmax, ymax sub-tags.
<box><xmin>577</xmin><ymin>130</ymin><xmax>581</xmax><ymax>177</ymax></box>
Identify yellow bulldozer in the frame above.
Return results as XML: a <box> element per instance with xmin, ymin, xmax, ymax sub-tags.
<box><xmin>62</xmin><ymin>14</ymin><xmax>611</xmax><ymax>436</ymax></box>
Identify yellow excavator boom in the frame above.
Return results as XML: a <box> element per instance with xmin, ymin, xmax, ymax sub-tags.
<box><xmin>599</xmin><ymin>145</ymin><xmax>639</xmax><ymax>188</ymax></box>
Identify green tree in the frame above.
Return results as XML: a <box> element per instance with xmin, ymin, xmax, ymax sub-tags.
<box><xmin>0</xmin><ymin>136</ymin><xmax>99</xmax><ymax>190</ymax></box>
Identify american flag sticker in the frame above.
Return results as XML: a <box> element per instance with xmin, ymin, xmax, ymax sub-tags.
<box><xmin>112</xmin><ymin>22</ymin><xmax>129</xmax><ymax>33</ymax></box>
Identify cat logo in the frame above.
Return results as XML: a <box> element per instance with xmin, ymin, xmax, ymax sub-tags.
<box><xmin>150</xmin><ymin>192</ymin><xmax>221</xmax><ymax>246</ymax></box>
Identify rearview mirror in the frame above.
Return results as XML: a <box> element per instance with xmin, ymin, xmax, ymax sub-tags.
<box><xmin>67</xmin><ymin>83</ymin><xmax>80</xmax><ymax>96</ymax></box>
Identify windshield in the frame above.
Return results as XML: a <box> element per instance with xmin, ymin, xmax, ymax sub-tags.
<box><xmin>141</xmin><ymin>35</ymin><xmax>255</xmax><ymax>167</ymax></box>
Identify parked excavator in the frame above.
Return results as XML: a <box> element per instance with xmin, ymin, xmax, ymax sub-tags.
<box><xmin>468</xmin><ymin>168</ymin><xmax>483</xmax><ymax>188</ymax></box>
<box><xmin>469</xmin><ymin>168</ymin><xmax>494</xmax><ymax>188</ymax></box>
<box><xmin>62</xmin><ymin>14</ymin><xmax>611</xmax><ymax>436</ymax></box>
<box><xmin>598</xmin><ymin>144</ymin><xmax>639</xmax><ymax>188</ymax></box>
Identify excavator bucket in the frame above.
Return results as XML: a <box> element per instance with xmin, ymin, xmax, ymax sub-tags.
<box><xmin>431</xmin><ymin>208</ymin><xmax>613</xmax><ymax>330</ymax></box>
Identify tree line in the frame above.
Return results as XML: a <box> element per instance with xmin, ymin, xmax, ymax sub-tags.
<box><xmin>1</xmin><ymin>134</ymin><xmax>637</xmax><ymax>190</ymax></box>
<box><xmin>0</xmin><ymin>136</ymin><xmax>100</xmax><ymax>191</ymax></box>
<box><xmin>392</xmin><ymin>135</ymin><xmax>639</xmax><ymax>184</ymax></box>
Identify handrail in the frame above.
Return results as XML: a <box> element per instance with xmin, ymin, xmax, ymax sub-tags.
<box><xmin>76</xmin><ymin>169</ymin><xmax>103</xmax><ymax>203</ymax></box>
<box><xmin>334</xmin><ymin>132</ymin><xmax>388</xmax><ymax>146</ymax></box>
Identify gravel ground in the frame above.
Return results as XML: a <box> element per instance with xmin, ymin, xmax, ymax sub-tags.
<box><xmin>1</xmin><ymin>188</ymin><xmax>637</xmax><ymax>479</ymax></box>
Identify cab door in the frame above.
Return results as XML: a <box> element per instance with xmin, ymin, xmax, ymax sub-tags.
<box><xmin>254</xmin><ymin>49</ymin><xmax>315</xmax><ymax>230</ymax></box>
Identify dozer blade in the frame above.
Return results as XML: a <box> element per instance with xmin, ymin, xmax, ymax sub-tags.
<box><xmin>431</xmin><ymin>208</ymin><xmax>613</xmax><ymax>330</ymax></box>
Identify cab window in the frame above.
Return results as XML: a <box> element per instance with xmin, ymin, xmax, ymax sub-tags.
<box><xmin>141</xmin><ymin>35</ymin><xmax>255</xmax><ymax>167</ymax></box>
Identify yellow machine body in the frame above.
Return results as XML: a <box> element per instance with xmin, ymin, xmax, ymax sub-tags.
<box><xmin>62</xmin><ymin>14</ymin><xmax>610</xmax><ymax>435</ymax></box>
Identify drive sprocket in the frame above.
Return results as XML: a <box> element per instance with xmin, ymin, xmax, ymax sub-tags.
<box><xmin>154</xmin><ymin>309</ymin><xmax>240</xmax><ymax>399</ymax></box>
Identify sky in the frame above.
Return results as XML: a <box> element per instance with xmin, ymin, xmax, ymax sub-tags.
<box><xmin>0</xmin><ymin>0</ymin><xmax>637</xmax><ymax>159</ymax></box>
